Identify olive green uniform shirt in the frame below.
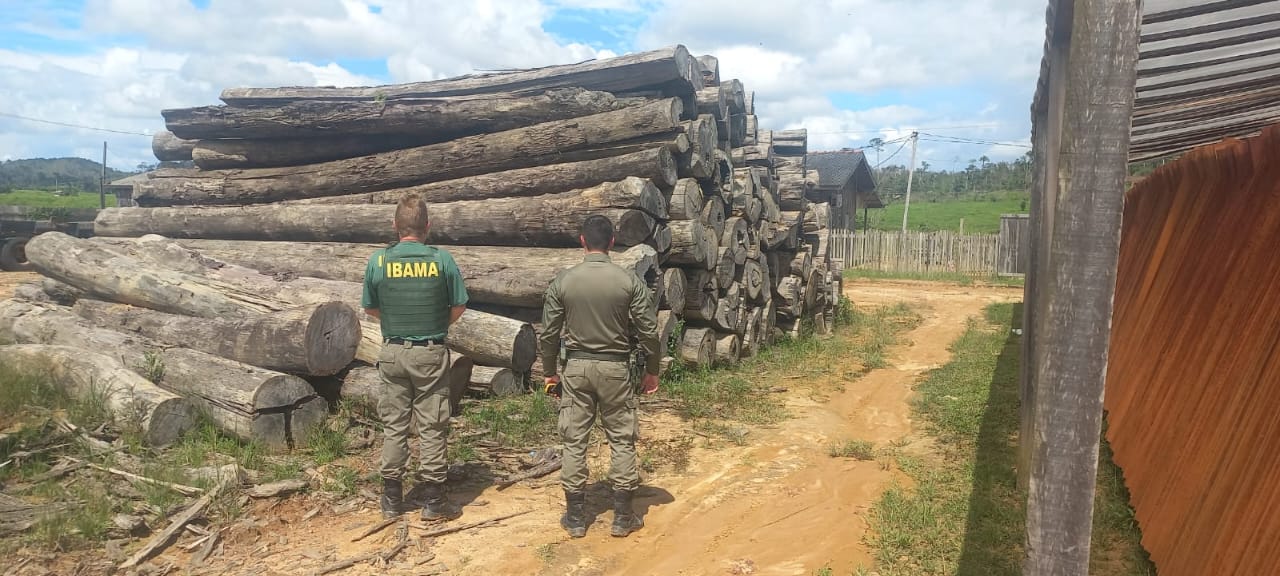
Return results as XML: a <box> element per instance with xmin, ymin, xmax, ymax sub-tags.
<box><xmin>361</xmin><ymin>241</ymin><xmax>468</xmax><ymax>341</ymax></box>
<box><xmin>540</xmin><ymin>253</ymin><xmax>661</xmax><ymax>376</ymax></box>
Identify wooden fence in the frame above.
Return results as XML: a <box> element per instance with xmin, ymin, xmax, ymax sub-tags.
<box><xmin>829</xmin><ymin>229</ymin><xmax>1022</xmax><ymax>276</ymax></box>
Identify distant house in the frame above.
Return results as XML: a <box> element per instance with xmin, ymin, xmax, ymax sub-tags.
<box><xmin>805</xmin><ymin>150</ymin><xmax>882</xmax><ymax>232</ymax></box>
<box><xmin>106</xmin><ymin>173</ymin><xmax>148</xmax><ymax>207</ymax></box>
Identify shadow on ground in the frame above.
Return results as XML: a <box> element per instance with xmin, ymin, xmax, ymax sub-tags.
<box><xmin>956</xmin><ymin>303</ymin><xmax>1025</xmax><ymax>576</ymax></box>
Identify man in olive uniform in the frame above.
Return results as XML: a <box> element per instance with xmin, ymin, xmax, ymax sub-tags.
<box><xmin>362</xmin><ymin>195</ymin><xmax>469</xmax><ymax>521</ymax></box>
<box><xmin>541</xmin><ymin>214</ymin><xmax>661</xmax><ymax>538</ymax></box>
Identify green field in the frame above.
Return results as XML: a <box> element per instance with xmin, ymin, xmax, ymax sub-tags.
<box><xmin>0</xmin><ymin>189</ymin><xmax>115</xmax><ymax>208</ymax></box>
<box><xmin>870</xmin><ymin>192</ymin><xmax>1028</xmax><ymax>234</ymax></box>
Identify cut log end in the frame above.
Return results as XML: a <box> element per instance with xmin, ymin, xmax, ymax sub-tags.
<box><xmin>304</xmin><ymin>302</ymin><xmax>364</xmax><ymax>376</ymax></box>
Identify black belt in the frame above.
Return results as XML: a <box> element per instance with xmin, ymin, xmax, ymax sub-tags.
<box><xmin>384</xmin><ymin>338</ymin><xmax>445</xmax><ymax>347</ymax></box>
<box><xmin>565</xmin><ymin>350</ymin><xmax>629</xmax><ymax>362</ymax></box>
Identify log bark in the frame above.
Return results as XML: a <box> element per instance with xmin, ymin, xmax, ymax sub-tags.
<box><xmin>739</xmin><ymin>259</ymin><xmax>768</xmax><ymax>305</ymax></box>
<box><xmin>695</xmin><ymin>86</ymin><xmax>728</xmax><ymax>121</ymax></box>
<box><xmin>34</xmin><ymin>232</ymin><xmax>535</xmax><ymax>370</ymax></box>
<box><xmin>72</xmin><ymin>300</ymin><xmax>360</xmax><ymax>376</ymax></box>
<box><xmin>94</xmin><ymin>238</ymin><xmax>656</xmax><ymax>310</ymax></box>
<box><xmin>721</xmin><ymin>217</ymin><xmax>749</xmax><ymax>265</ymax></box>
<box><xmin>648</xmin><ymin>223</ymin><xmax>672</xmax><ymax>254</ymax></box>
<box><xmin>152</xmin><ymin>131</ymin><xmax>194</xmax><ymax>162</ymax></box>
<box><xmin>657</xmin><ymin>310</ymin><xmax>679</xmax><ymax>351</ymax></box>
<box><xmin>102</xmin><ymin>178</ymin><xmax>662</xmax><ymax>247</ymax></box>
<box><xmin>192</xmin><ymin>134</ymin><xmax>424</xmax><ymax>170</ymax></box>
<box><xmin>696</xmin><ymin>55</ymin><xmax>719</xmax><ymax>86</ymax></box>
<box><xmin>133</xmin><ymin>99</ymin><xmax>683</xmax><ymax>206</ymax></box>
<box><xmin>666</xmin><ymin>221</ymin><xmax>710</xmax><ymax>267</ymax></box>
<box><xmin>659</xmin><ymin>267</ymin><xmax>687</xmax><ymax>312</ymax></box>
<box><xmin>709</xmin><ymin>297</ymin><xmax>739</xmax><ymax>334</ymax></box>
<box><xmin>0</xmin><ymin>344</ymin><xmax>194</xmax><ymax>446</ymax></box>
<box><xmin>722</xmin><ymin>80</ymin><xmax>746</xmax><ymax>115</ymax></box>
<box><xmin>804</xmin><ymin>269</ymin><xmax>823</xmax><ymax>311</ymax></box>
<box><xmin>667</xmin><ymin>178</ymin><xmax>704</xmax><ymax>221</ymax></box>
<box><xmin>713</xmin><ymin>333</ymin><xmax>741</xmax><ymax>367</ymax></box>
<box><xmin>0</xmin><ymin>301</ymin><xmax>322</xmax><ymax>448</ymax></box>
<box><xmin>289</xmin><ymin>148</ymin><xmax>677</xmax><ymax>205</ymax></box>
<box><xmin>741</xmin><ymin>308</ymin><xmax>763</xmax><ymax>358</ymax></box>
<box><xmin>682</xmin><ymin>268</ymin><xmax>717</xmax><ymax>321</ymax></box>
<box><xmin>779</xmin><ymin>177</ymin><xmax>810</xmax><ymax>212</ymax></box>
<box><xmin>220</xmin><ymin>46</ymin><xmax>700</xmax><ymax>105</ymax></box>
<box><xmin>679</xmin><ymin>115</ymin><xmax>718</xmax><ymax>180</ymax></box>
<box><xmin>678</xmin><ymin>327</ymin><xmax>714</xmax><ymax>369</ymax></box>
<box><xmin>167</xmin><ymin>88</ymin><xmax>631</xmax><ymax>140</ymax></box>
<box><xmin>470</xmin><ymin>366</ymin><xmax>524</xmax><ymax>397</ymax></box>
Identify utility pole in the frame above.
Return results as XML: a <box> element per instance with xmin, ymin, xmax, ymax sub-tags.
<box><xmin>99</xmin><ymin>141</ymin><xmax>106</xmax><ymax>208</ymax></box>
<box><xmin>900</xmin><ymin>131</ymin><xmax>919</xmax><ymax>233</ymax></box>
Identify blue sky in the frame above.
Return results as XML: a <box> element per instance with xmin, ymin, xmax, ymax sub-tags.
<box><xmin>0</xmin><ymin>0</ymin><xmax>1043</xmax><ymax>172</ymax></box>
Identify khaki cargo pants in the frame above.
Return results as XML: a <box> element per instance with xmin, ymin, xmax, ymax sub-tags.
<box><xmin>559</xmin><ymin>358</ymin><xmax>640</xmax><ymax>493</ymax></box>
<box><xmin>377</xmin><ymin>341</ymin><xmax>452</xmax><ymax>483</ymax></box>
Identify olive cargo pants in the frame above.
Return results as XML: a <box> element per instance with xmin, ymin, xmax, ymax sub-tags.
<box><xmin>559</xmin><ymin>358</ymin><xmax>640</xmax><ymax>493</ymax></box>
<box><xmin>377</xmin><ymin>341</ymin><xmax>452</xmax><ymax>483</ymax></box>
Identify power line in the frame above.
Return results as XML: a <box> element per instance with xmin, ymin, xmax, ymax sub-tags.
<box><xmin>806</xmin><ymin>123</ymin><xmax>1002</xmax><ymax>135</ymax></box>
<box><xmin>874</xmin><ymin>138</ymin><xmax>911</xmax><ymax>167</ymax></box>
<box><xmin>918</xmin><ymin>132</ymin><xmax>1032</xmax><ymax>149</ymax></box>
<box><xmin>0</xmin><ymin>111</ymin><xmax>152</xmax><ymax>137</ymax></box>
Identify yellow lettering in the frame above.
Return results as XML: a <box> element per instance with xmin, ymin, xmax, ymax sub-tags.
<box><xmin>428</xmin><ymin>262</ymin><xmax>439</xmax><ymax>277</ymax></box>
<box><xmin>413</xmin><ymin>261</ymin><xmax>428</xmax><ymax>277</ymax></box>
<box><xmin>378</xmin><ymin>254</ymin><xmax>384</xmax><ymax>267</ymax></box>
<box><xmin>391</xmin><ymin>262</ymin><xmax>403</xmax><ymax>278</ymax></box>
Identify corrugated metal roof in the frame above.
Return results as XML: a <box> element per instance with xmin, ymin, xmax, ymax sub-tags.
<box><xmin>1130</xmin><ymin>0</ymin><xmax>1280</xmax><ymax>160</ymax></box>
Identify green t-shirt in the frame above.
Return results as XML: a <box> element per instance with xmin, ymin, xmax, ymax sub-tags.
<box><xmin>361</xmin><ymin>241</ymin><xmax>468</xmax><ymax>341</ymax></box>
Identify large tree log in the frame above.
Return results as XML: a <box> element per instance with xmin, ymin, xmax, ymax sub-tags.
<box><xmin>790</xmin><ymin>251</ymin><xmax>814</xmax><ymax>279</ymax></box>
<box><xmin>30</xmin><ymin>232</ymin><xmax>535</xmax><ymax>370</ymax></box>
<box><xmin>648</xmin><ymin>223</ymin><xmax>672</xmax><ymax>254</ymax></box>
<box><xmin>709</xmin><ymin>297</ymin><xmax>739</xmax><ymax>334</ymax></box>
<box><xmin>741</xmin><ymin>308</ymin><xmax>763</xmax><ymax>358</ymax></box>
<box><xmin>713</xmin><ymin>333</ymin><xmax>741</xmax><ymax>367</ymax></box>
<box><xmin>289</xmin><ymin>148</ymin><xmax>676</xmax><ymax>205</ymax></box>
<box><xmin>678</xmin><ymin>327</ymin><xmax>714</xmax><ymax>369</ymax></box>
<box><xmin>680</xmin><ymin>115</ymin><xmax>718</xmax><ymax>180</ymax></box>
<box><xmin>189</xmin><ymin>135</ymin><xmax>417</xmax><ymax>171</ymax></box>
<box><xmin>152</xmin><ymin>131</ymin><xmax>194</xmax><ymax>162</ymax></box>
<box><xmin>102</xmin><ymin>178</ymin><xmax>662</xmax><ymax>247</ymax></box>
<box><xmin>779</xmin><ymin>176</ymin><xmax>811</xmax><ymax>212</ymax></box>
<box><xmin>470</xmin><ymin>366</ymin><xmax>525</xmax><ymax>397</ymax></box>
<box><xmin>715</xmin><ymin>247</ymin><xmax>739</xmax><ymax>291</ymax></box>
<box><xmin>133</xmin><ymin>99</ymin><xmax>683</xmax><ymax>206</ymax></box>
<box><xmin>167</xmin><ymin>88</ymin><xmax>630</xmax><ymax>140</ymax></box>
<box><xmin>657</xmin><ymin>309</ymin><xmax>679</xmax><ymax>351</ymax></box>
<box><xmin>701</xmin><ymin>195</ymin><xmax>727</xmax><ymax>240</ymax></box>
<box><xmin>776</xmin><ymin>276</ymin><xmax>804</xmax><ymax>319</ymax></box>
<box><xmin>739</xmin><ymin>258</ymin><xmax>768</xmax><ymax>305</ymax></box>
<box><xmin>0</xmin><ymin>344</ymin><xmax>194</xmax><ymax>446</ymax></box>
<box><xmin>696</xmin><ymin>55</ymin><xmax>719</xmax><ymax>86</ymax></box>
<box><xmin>221</xmin><ymin>46</ymin><xmax>700</xmax><ymax>106</ymax></box>
<box><xmin>721</xmin><ymin>217</ymin><xmax>749</xmax><ymax>266</ymax></box>
<box><xmin>667</xmin><ymin>178</ymin><xmax>704</xmax><ymax>221</ymax></box>
<box><xmin>0</xmin><ymin>301</ymin><xmax>322</xmax><ymax>448</ymax></box>
<box><xmin>658</xmin><ymin>267</ymin><xmax>687</xmax><ymax>313</ymax></box>
<box><xmin>96</xmin><ymin>238</ymin><xmax>657</xmax><ymax>309</ymax></box>
<box><xmin>682</xmin><ymin>268</ymin><xmax>718</xmax><ymax>321</ymax></box>
<box><xmin>666</xmin><ymin>221</ymin><xmax>711</xmax><ymax>268</ymax></box>
<box><xmin>72</xmin><ymin>300</ymin><xmax>360</xmax><ymax>376</ymax></box>
<box><xmin>696</xmin><ymin>86</ymin><xmax>728</xmax><ymax>121</ymax></box>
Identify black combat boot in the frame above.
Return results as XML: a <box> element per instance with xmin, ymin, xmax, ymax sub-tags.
<box><xmin>561</xmin><ymin>490</ymin><xmax>587</xmax><ymax>538</ymax></box>
<box><xmin>420</xmin><ymin>482</ymin><xmax>462</xmax><ymax>522</ymax></box>
<box><xmin>610</xmin><ymin>489</ymin><xmax>643</xmax><ymax>537</ymax></box>
<box><xmin>380</xmin><ymin>477</ymin><xmax>404</xmax><ymax>519</ymax></box>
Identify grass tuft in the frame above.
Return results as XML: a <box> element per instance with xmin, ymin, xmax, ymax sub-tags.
<box><xmin>829</xmin><ymin>440</ymin><xmax>876</xmax><ymax>460</ymax></box>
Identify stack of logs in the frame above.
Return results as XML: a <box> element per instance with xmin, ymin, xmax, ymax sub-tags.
<box><xmin>3</xmin><ymin>45</ymin><xmax>842</xmax><ymax>450</ymax></box>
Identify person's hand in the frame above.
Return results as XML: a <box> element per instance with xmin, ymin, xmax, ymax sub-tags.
<box><xmin>543</xmin><ymin>375</ymin><xmax>562</xmax><ymax>398</ymax></box>
<box><xmin>641</xmin><ymin>373</ymin><xmax>660</xmax><ymax>395</ymax></box>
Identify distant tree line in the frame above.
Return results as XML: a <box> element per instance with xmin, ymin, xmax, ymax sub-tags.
<box><xmin>0</xmin><ymin>158</ymin><xmax>131</xmax><ymax>193</ymax></box>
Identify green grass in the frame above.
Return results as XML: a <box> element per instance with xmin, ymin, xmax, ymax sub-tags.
<box><xmin>872</xmin><ymin>191</ymin><xmax>1028</xmax><ymax>234</ymax></box>
<box><xmin>864</xmin><ymin>303</ymin><xmax>1152</xmax><ymax>576</ymax></box>
<box><xmin>0</xmin><ymin>189</ymin><xmax>115</xmax><ymax>209</ymax></box>
<box><xmin>842</xmin><ymin>268</ymin><xmax>1025</xmax><ymax>288</ymax></box>
<box><xmin>458</xmin><ymin>390</ymin><xmax>559</xmax><ymax>448</ymax></box>
<box><xmin>829</xmin><ymin>440</ymin><xmax>876</xmax><ymax>460</ymax></box>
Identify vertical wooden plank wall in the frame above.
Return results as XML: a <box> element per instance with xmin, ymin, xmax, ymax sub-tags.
<box><xmin>1106</xmin><ymin>126</ymin><xmax>1280</xmax><ymax>576</ymax></box>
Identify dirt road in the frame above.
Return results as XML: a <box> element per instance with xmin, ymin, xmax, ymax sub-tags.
<box><xmin>150</xmin><ymin>280</ymin><xmax>1021</xmax><ymax>576</ymax></box>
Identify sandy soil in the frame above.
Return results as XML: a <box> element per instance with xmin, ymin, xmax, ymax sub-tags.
<box><xmin>3</xmin><ymin>280</ymin><xmax>1022</xmax><ymax>576</ymax></box>
<box><xmin>0</xmin><ymin>271</ymin><xmax>38</xmax><ymax>300</ymax></box>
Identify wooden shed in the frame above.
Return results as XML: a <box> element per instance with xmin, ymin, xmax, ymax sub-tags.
<box><xmin>804</xmin><ymin>150</ymin><xmax>881</xmax><ymax>232</ymax></box>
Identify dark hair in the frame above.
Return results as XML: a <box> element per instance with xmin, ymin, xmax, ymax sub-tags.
<box><xmin>580</xmin><ymin>215</ymin><xmax>615</xmax><ymax>251</ymax></box>
<box><xmin>395</xmin><ymin>194</ymin><xmax>429</xmax><ymax>238</ymax></box>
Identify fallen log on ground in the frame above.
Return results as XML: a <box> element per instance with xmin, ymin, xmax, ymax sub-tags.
<box><xmin>72</xmin><ymin>300</ymin><xmax>361</xmax><ymax>376</ymax></box>
<box><xmin>166</xmin><ymin>88</ymin><xmax>631</xmax><ymax>140</ymax></box>
<box><xmin>94</xmin><ymin>238</ymin><xmax>659</xmax><ymax>309</ymax></box>
<box><xmin>102</xmin><ymin>177</ymin><xmax>663</xmax><ymax>247</ymax></box>
<box><xmin>470</xmin><ymin>366</ymin><xmax>525</xmax><ymax>397</ymax></box>
<box><xmin>132</xmin><ymin>99</ymin><xmax>683</xmax><ymax>206</ymax></box>
<box><xmin>219</xmin><ymin>45</ymin><xmax>698</xmax><ymax>105</ymax></box>
<box><xmin>0</xmin><ymin>344</ymin><xmax>194</xmax><ymax>447</ymax></box>
<box><xmin>288</xmin><ymin>147</ymin><xmax>676</xmax><ymax>205</ymax></box>
<box><xmin>678</xmin><ymin>327</ymin><xmax>714</xmax><ymax>369</ymax></box>
<box><xmin>0</xmin><ymin>302</ymin><xmax>323</xmax><ymax>448</ymax></box>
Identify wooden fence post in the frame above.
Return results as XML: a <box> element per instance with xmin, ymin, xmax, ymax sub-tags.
<box><xmin>1022</xmin><ymin>0</ymin><xmax>1140</xmax><ymax>574</ymax></box>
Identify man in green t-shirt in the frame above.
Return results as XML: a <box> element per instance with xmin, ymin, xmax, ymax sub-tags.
<box><xmin>362</xmin><ymin>195</ymin><xmax>469</xmax><ymax>521</ymax></box>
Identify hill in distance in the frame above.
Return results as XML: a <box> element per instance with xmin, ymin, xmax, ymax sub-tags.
<box><xmin>0</xmin><ymin>157</ymin><xmax>132</xmax><ymax>192</ymax></box>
